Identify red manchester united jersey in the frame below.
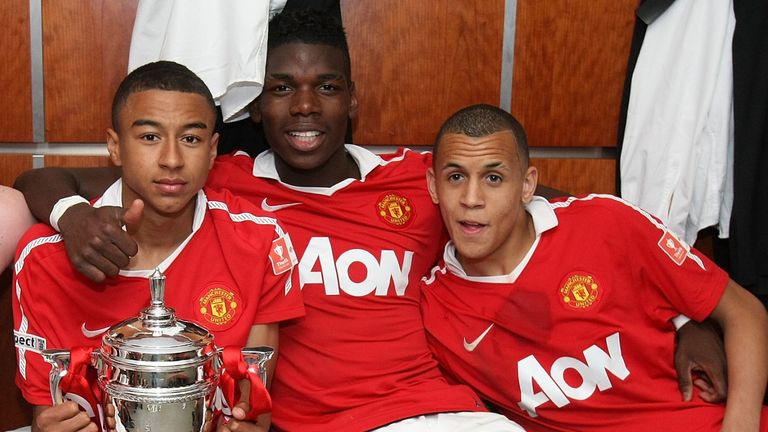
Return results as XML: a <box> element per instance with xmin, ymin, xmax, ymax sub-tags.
<box><xmin>208</xmin><ymin>146</ymin><xmax>484</xmax><ymax>432</ymax></box>
<box><xmin>13</xmin><ymin>183</ymin><xmax>304</xmax><ymax>427</ymax></box>
<box><xmin>422</xmin><ymin>195</ymin><xmax>767</xmax><ymax>432</ymax></box>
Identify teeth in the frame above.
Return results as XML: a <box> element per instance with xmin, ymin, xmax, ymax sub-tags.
<box><xmin>289</xmin><ymin>131</ymin><xmax>321</xmax><ymax>139</ymax></box>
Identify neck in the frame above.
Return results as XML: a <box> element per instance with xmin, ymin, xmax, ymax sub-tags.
<box><xmin>460</xmin><ymin>211</ymin><xmax>536</xmax><ymax>276</ymax></box>
<box><xmin>125</xmin><ymin>200</ymin><xmax>196</xmax><ymax>271</ymax></box>
<box><xmin>275</xmin><ymin>147</ymin><xmax>361</xmax><ymax>187</ymax></box>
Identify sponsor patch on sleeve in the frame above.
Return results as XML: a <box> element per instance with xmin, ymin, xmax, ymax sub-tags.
<box><xmin>14</xmin><ymin>330</ymin><xmax>47</xmax><ymax>353</ymax></box>
<box><xmin>269</xmin><ymin>234</ymin><xmax>298</xmax><ymax>275</ymax></box>
<box><xmin>658</xmin><ymin>230</ymin><xmax>688</xmax><ymax>266</ymax></box>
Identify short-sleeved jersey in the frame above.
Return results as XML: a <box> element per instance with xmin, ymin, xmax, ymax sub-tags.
<box><xmin>208</xmin><ymin>146</ymin><xmax>484</xmax><ymax>432</ymax></box>
<box><xmin>12</xmin><ymin>184</ymin><xmax>304</xmax><ymax>427</ymax></box>
<box><xmin>422</xmin><ymin>195</ymin><xmax>767</xmax><ymax>432</ymax></box>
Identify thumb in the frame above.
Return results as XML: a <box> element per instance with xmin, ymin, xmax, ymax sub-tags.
<box><xmin>122</xmin><ymin>199</ymin><xmax>144</xmax><ymax>235</ymax></box>
<box><xmin>231</xmin><ymin>378</ymin><xmax>252</xmax><ymax>420</ymax></box>
<box><xmin>676</xmin><ymin>364</ymin><xmax>694</xmax><ymax>401</ymax></box>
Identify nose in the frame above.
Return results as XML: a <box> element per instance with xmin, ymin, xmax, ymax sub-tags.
<box><xmin>159</xmin><ymin>141</ymin><xmax>184</xmax><ymax>169</ymax></box>
<box><xmin>289</xmin><ymin>87</ymin><xmax>320</xmax><ymax>116</ymax></box>
<box><xmin>460</xmin><ymin>179</ymin><xmax>484</xmax><ymax>208</ymax></box>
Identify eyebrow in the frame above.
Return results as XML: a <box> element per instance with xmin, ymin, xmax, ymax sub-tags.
<box><xmin>442</xmin><ymin>161</ymin><xmax>505</xmax><ymax>169</ymax></box>
<box><xmin>266</xmin><ymin>73</ymin><xmax>345</xmax><ymax>81</ymax></box>
<box><xmin>131</xmin><ymin>119</ymin><xmax>208</xmax><ymax>129</ymax></box>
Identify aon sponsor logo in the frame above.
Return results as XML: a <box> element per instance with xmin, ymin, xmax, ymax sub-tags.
<box><xmin>299</xmin><ymin>237</ymin><xmax>414</xmax><ymax>296</ymax></box>
<box><xmin>518</xmin><ymin>332</ymin><xmax>629</xmax><ymax>417</ymax></box>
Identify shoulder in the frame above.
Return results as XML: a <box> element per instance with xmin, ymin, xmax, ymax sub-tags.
<box><xmin>378</xmin><ymin>148</ymin><xmax>432</xmax><ymax>167</ymax></box>
<box><xmin>551</xmin><ymin>194</ymin><xmax>654</xmax><ymax>221</ymax></box>
<box><xmin>204</xmin><ymin>188</ymin><xmax>286</xmax><ymax>236</ymax></box>
<box><xmin>15</xmin><ymin>224</ymin><xmax>65</xmax><ymax>266</ymax></box>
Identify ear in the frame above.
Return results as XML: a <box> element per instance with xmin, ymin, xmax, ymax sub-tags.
<box><xmin>208</xmin><ymin>132</ymin><xmax>220</xmax><ymax>169</ymax></box>
<box><xmin>426</xmin><ymin>167</ymin><xmax>439</xmax><ymax>205</ymax></box>
<box><xmin>521</xmin><ymin>166</ymin><xmax>538</xmax><ymax>204</ymax></box>
<box><xmin>106</xmin><ymin>128</ymin><xmax>122</xmax><ymax>167</ymax></box>
<box><xmin>348</xmin><ymin>81</ymin><xmax>359</xmax><ymax>120</ymax></box>
<box><xmin>248</xmin><ymin>97</ymin><xmax>262</xmax><ymax>123</ymax></box>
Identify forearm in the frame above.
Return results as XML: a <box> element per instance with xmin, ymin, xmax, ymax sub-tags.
<box><xmin>714</xmin><ymin>281</ymin><xmax>768</xmax><ymax>431</ymax></box>
<box><xmin>13</xmin><ymin>167</ymin><xmax>120</xmax><ymax>224</ymax></box>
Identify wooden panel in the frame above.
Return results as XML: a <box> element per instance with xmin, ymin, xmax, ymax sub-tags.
<box><xmin>43</xmin><ymin>0</ymin><xmax>138</xmax><ymax>142</ymax></box>
<box><xmin>342</xmin><ymin>0</ymin><xmax>505</xmax><ymax>145</ymax></box>
<box><xmin>512</xmin><ymin>1</ymin><xmax>636</xmax><ymax>147</ymax></box>
<box><xmin>0</xmin><ymin>154</ymin><xmax>33</xmax><ymax>187</ymax></box>
<box><xmin>45</xmin><ymin>155</ymin><xmax>112</xmax><ymax>168</ymax></box>
<box><xmin>0</xmin><ymin>0</ymin><xmax>33</xmax><ymax>142</ymax></box>
<box><xmin>532</xmin><ymin>158</ymin><xmax>616</xmax><ymax>196</ymax></box>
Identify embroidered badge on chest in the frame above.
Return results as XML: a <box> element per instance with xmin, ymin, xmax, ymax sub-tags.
<box><xmin>559</xmin><ymin>272</ymin><xmax>601</xmax><ymax>310</ymax></box>
<box><xmin>195</xmin><ymin>284</ymin><xmax>242</xmax><ymax>329</ymax></box>
<box><xmin>376</xmin><ymin>192</ymin><xmax>414</xmax><ymax>227</ymax></box>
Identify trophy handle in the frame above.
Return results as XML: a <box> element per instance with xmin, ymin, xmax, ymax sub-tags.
<box><xmin>41</xmin><ymin>349</ymin><xmax>71</xmax><ymax>406</ymax></box>
<box><xmin>242</xmin><ymin>346</ymin><xmax>274</xmax><ymax>385</ymax></box>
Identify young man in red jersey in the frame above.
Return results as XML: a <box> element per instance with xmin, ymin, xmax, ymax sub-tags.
<box><xmin>12</xmin><ymin>61</ymin><xmax>304</xmax><ymax>432</ymax></box>
<box><xmin>421</xmin><ymin>104</ymin><xmax>768</xmax><ymax>432</ymax></box>
<box><xmin>14</xmin><ymin>10</ymin><xmax>727</xmax><ymax>431</ymax></box>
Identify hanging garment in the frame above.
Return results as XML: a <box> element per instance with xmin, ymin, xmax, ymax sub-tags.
<box><xmin>730</xmin><ymin>0</ymin><xmax>768</xmax><ymax>297</ymax></box>
<box><xmin>128</xmin><ymin>0</ymin><xmax>287</xmax><ymax>122</ymax></box>
<box><xmin>620</xmin><ymin>0</ymin><xmax>735</xmax><ymax>246</ymax></box>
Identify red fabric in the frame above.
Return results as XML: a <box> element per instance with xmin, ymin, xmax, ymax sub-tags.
<box><xmin>59</xmin><ymin>347</ymin><xmax>102</xmax><ymax>429</ymax></box>
<box><xmin>218</xmin><ymin>346</ymin><xmax>272</xmax><ymax>421</ymax></box>
<box><xmin>209</xmin><ymin>149</ymin><xmax>484</xmax><ymax>432</ymax></box>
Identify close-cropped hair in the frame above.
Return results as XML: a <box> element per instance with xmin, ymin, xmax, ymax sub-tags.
<box><xmin>434</xmin><ymin>104</ymin><xmax>529</xmax><ymax>168</ymax></box>
<box><xmin>268</xmin><ymin>9</ymin><xmax>352</xmax><ymax>83</ymax></box>
<box><xmin>111</xmin><ymin>60</ymin><xmax>216</xmax><ymax>131</ymax></box>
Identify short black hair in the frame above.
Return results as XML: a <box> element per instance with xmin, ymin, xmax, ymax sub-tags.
<box><xmin>434</xmin><ymin>104</ymin><xmax>529</xmax><ymax>168</ymax></box>
<box><xmin>111</xmin><ymin>61</ymin><xmax>216</xmax><ymax>131</ymax></box>
<box><xmin>268</xmin><ymin>9</ymin><xmax>352</xmax><ymax>82</ymax></box>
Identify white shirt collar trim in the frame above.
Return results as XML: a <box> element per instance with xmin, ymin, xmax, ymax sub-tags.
<box><xmin>443</xmin><ymin>196</ymin><xmax>558</xmax><ymax>283</ymax></box>
<box><xmin>250</xmin><ymin>145</ymin><xmax>385</xmax><ymax>196</ymax></box>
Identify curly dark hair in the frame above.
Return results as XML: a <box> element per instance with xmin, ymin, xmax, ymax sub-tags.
<box><xmin>268</xmin><ymin>9</ymin><xmax>352</xmax><ymax>82</ymax></box>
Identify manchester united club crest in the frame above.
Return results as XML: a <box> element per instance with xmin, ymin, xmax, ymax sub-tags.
<box><xmin>559</xmin><ymin>272</ymin><xmax>601</xmax><ymax>310</ymax></box>
<box><xmin>376</xmin><ymin>192</ymin><xmax>413</xmax><ymax>227</ymax></box>
<box><xmin>196</xmin><ymin>284</ymin><xmax>241</xmax><ymax>329</ymax></box>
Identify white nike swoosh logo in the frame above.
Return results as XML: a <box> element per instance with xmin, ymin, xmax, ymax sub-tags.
<box><xmin>81</xmin><ymin>323</ymin><xmax>110</xmax><ymax>339</ymax></box>
<box><xmin>463</xmin><ymin>323</ymin><xmax>494</xmax><ymax>352</ymax></box>
<box><xmin>261</xmin><ymin>198</ymin><xmax>302</xmax><ymax>212</ymax></box>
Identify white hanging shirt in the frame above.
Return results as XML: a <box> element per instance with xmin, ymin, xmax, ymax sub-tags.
<box><xmin>128</xmin><ymin>0</ymin><xmax>287</xmax><ymax>122</ymax></box>
<box><xmin>620</xmin><ymin>0</ymin><xmax>735</xmax><ymax>245</ymax></box>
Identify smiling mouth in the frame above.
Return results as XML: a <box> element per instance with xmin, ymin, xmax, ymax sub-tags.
<box><xmin>287</xmin><ymin>130</ymin><xmax>323</xmax><ymax>150</ymax></box>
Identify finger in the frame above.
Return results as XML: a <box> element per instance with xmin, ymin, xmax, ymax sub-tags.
<box><xmin>68</xmin><ymin>257</ymin><xmax>109</xmax><ymax>283</ymax></box>
<box><xmin>675</xmin><ymin>362</ymin><xmax>694</xmax><ymax>401</ymax></box>
<box><xmin>79</xmin><ymin>247</ymin><xmax>123</xmax><ymax>278</ymax></box>
<box><xmin>696</xmin><ymin>364</ymin><xmax>728</xmax><ymax>403</ymax></box>
<box><xmin>232</xmin><ymin>379</ymin><xmax>252</xmax><ymax>420</ymax></box>
<box><xmin>90</xmin><ymin>235</ymin><xmax>134</xmax><ymax>268</ymax></box>
<box><xmin>121</xmin><ymin>199</ymin><xmax>144</xmax><ymax>236</ymax></box>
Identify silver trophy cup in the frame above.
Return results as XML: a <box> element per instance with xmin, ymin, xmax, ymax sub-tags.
<box><xmin>42</xmin><ymin>270</ymin><xmax>273</xmax><ymax>431</ymax></box>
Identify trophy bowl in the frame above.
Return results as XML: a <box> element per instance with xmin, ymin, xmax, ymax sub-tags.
<box><xmin>42</xmin><ymin>270</ymin><xmax>273</xmax><ymax>432</ymax></box>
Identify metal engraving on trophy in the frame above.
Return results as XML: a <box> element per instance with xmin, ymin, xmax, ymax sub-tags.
<box><xmin>42</xmin><ymin>269</ymin><xmax>274</xmax><ymax>431</ymax></box>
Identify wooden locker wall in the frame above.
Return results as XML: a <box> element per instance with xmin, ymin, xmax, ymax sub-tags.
<box><xmin>0</xmin><ymin>0</ymin><xmax>33</xmax><ymax>143</ymax></box>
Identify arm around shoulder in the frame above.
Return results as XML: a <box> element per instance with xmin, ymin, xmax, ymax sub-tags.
<box><xmin>13</xmin><ymin>166</ymin><xmax>120</xmax><ymax>224</ymax></box>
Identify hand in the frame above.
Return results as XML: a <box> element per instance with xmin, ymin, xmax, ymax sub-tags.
<box><xmin>32</xmin><ymin>402</ymin><xmax>98</xmax><ymax>432</ymax></box>
<box><xmin>57</xmin><ymin>199</ymin><xmax>143</xmax><ymax>282</ymax></box>
<box><xmin>215</xmin><ymin>379</ymin><xmax>270</xmax><ymax>432</ymax></box>
<box><xmin>674</xmin><ymin>319</ymin><xmax>727</xmax><ymax>403</ymax></box>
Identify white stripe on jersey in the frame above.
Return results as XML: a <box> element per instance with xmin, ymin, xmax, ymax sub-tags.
<box><xmin>421</xmin><ymin>264</ymin><xmax>447</xmax><ymax>286</ymax></box>
<box><xmin>551</xmin><ymin>194</ymin><xmax>706</xmax><ymax>270</ymax></box>
<box><xmin>207</xmin><ymin>200</ymin><xmax>294</xmax><ymax>293</ymax></box>
<box><xmin>14</xmin><ymin>233</ymin><xmax>64</xmax><ymax>379</ymax></box>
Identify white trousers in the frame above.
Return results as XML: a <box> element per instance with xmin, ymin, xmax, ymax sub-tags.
<box><xmin>372</xmin><ymin>411</ymin><xmax>526</xmax><ymax>432</ymax></box>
